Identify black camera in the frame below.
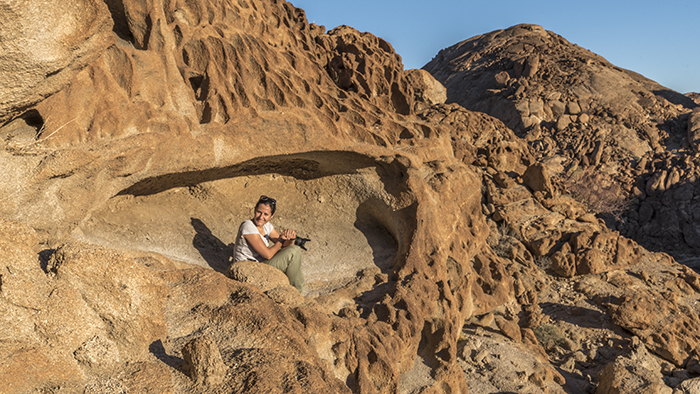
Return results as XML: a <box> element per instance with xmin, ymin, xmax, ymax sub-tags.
<box><xmin>294</xmin><ymin>237</ymin><xmax>311</xmax><ymax>251</ymax></box>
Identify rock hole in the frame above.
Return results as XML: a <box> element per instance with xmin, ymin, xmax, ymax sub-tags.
<box><xmin>189</xmin><ymin>75</ymin><xmax>206</xmax><ymax>99</ymax></box>
<box><xmin>103</xmin><ymin>0</ymin><xmax>136</xmax><ymax>44</ymax></box>
<box><xmin>399</xmin><ymin>128</ymin><xmax>413</xmax><ymax>140</ymax></box>
<box><xmin>0</xmin><ymin>109</ymin><xmax>44</xmax><ymax>144</ymax></box>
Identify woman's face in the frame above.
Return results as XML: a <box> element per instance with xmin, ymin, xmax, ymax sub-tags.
<box><xmin>252</xmin><ymin>203</ymin><xmax>274</xmax><ymax>227</ymax></box>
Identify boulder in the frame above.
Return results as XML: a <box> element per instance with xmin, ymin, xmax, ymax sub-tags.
<box><xmin>595</xmin><ymin>341</ymin><xmax>671</xmax><ymax>394</ymax></box>
<box><xmin>523</xmin><ymin>162</ymin><xmax>554</xmax><ymax>197</ymax></box>
<box><xmin>405</xmin><ymin>69</ymin><xmax>447</xmax><ymax>108</ymax></box>
<box><xmin>0</xmin><ymin>0</ymin><xmax>114</xmax><ymax>122</ymax></box>
<box><xmin>182</xmin><ymin>335</ymin><xmax>228</xmax><ymax>387</ymax></box>
<box><xmin>674</xmin><ymin>378</ymin><xmax>700</xmax><ymax>394</ymax></box>
<box><xmin>226</xmin><ymin>260</ymin><xmax>292</xmax><ymax>292</ymax></box>
<box><xmin>610</xmin><ymin>291</ymin><xmax>700</xmax><ymax>366</ymax></box>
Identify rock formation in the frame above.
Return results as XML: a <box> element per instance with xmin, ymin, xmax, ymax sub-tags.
<box><xmin>0</xmin><ymin>0</ymin><xmax>114</xmax><ymax>123</ymax></box>
<box><xmin>424</xmin><ymin>23</ymin><xmax>700</xmax><ymax>271</ymax></box>
<box><xmin>1</xmin><ymin>2</ymin><xmax>700</xmax><ymax>394</ymax></box>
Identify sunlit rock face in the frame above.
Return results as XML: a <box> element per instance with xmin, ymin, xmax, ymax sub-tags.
<box><xmin>425</xmin><ymin>23</ymin><xmax>700</xmax><ymax>268</ymax></box>
<box><xmin>0</xmin><ymin>0</ymin><xmax>494</xmax><ymax>392</ymax></box>
<box><xmin>2</xmin><ymin>1</ymin><xmax>700</xmax><ymax>393</ymax></box>
<box><xmin>0</xmin><ymin>0</ymin><xmax>114</xmax><ymax>123</ymax></box>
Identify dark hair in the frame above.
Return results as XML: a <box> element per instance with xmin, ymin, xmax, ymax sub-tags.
<box><xmin>256</xmin><ymin>195</ymin><xmax>276</xmax><ymax>215</ymax></box>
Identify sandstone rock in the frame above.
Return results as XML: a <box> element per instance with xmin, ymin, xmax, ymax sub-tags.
<box><xmin>117</xmin><ymin>362</ymin><xmax>174</xmax><ymax>394</ymax></box>
<box><xmin>47</xmin><ymin>242</ymin><xmax>168</xmax><ymax>358</ymax></box>
<box><xmin>424</xmin><ymin>22</ymin><xmax>698</xmax><ymax>267</ymax></box>
<box><xmin>0</xmin><ymin>221</ymin><xmax>49</xmax><ymax>310</ymax></box>
<box><xmin>688</xmin><ymin>109</ymin><xmax>700</xmax><ymax>151</ymax></box>
<box><xmin>494</xmin><ymin>71</ymin><xmax>511</xmax><ymax>87</ymax></box>
<box><xmin>596</xmin><ymin>357</ymin><xmax>670</xmax><ymax>394</ymax></box>
<box><xmin>550</xmin><ymin>100</ymin><xmax>566</xmax><ymax>117</ymax></box>
<box><xmin>73</xmin><ymin>335</ymin><xmax>121</xmax><ymax>374</ymax></box>
<box><xmin>674</xmin><ymin>377</ymin><xmax>700</xmax><ymax>394</ymax></box>
<box><xmin>2</xmin><ymin>2</ymin><xmax>700</xmax><ymax>393</ymax></box>
<box><xmin>265</xmin><ymin>285</ymin><xmax>306</xmax><ymax>305</ymax></box>
<box><xmin>0</xmin><ymin>0</ymin><xmax>114</xmax><ymax>122</ymax></box>
<box><xmin>0</xmin><ymin>341</ymin><xmax>86</xmax><ymax>394</ymax></box>
<box><xmin>610</xmin><ymin>291</ymin><xmax>700</xmax><ymax>366</ymax></box>
<box><xmin>182</xmin><ymin>335</ymin><xmax>228</xmax><ymax>387</ymax></box>
<box><xmin>36</xmin><ymin>283</ymin><xmax>108</xmax><ymax>354</ymax></box>
<box><xmin>556</xmin><ymin>115</ymin><xmax>571</xmax><ymax>131</ymax></box>
<box><xmin>550</xmin><ymin>242</ymin><xmax>579</xmax><ymax>278</ymax></box>
<box><xmin>405</xmin><ymin>69</ymin><xmax>447</xmax><ymax>108</ymax></box>
<box><xmin>523</xmin><ymin>162</ymin><xmax>554</xmax><ymax>196</ymax></box>
<box><xmin>523</xmin><ymin>55</ymin><xmax>540</xmax><ymax>78</ymax></box>
<box><xmin>322</xmin><ymin>25</ymin><xmax>413</xmax><ymax>115</ymax></box>
<box><xmin>567</xmin><ymin>101</ymin><xmax>581</xmax><ymax>115</ymax></box>
<box><xmin>227</xmin><ymin>260</ymin><xmax>292</xmax><ymax>292</ymax></box>
<box><xmin>495</xmin><ymin>316</ymin><xmax>522</xmax><ymax>343</ymax></box>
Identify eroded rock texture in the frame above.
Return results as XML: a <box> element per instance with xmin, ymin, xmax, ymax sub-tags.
<box><xmin>1</xmin><ymin>3</ymin><xmax>700</xmax><ymax>394</ymax></box>
<box><xmin>424</xmin><ymin>23</ymin><xmax>700</xmax><ymax>271</ymax></box>
<box><xmin>0</xmin><ymin>0</ymin><xmax>114</xmax><ymax>122</ymax></box>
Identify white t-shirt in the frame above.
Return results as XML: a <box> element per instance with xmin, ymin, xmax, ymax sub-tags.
<box><xmin>233</xmin><ymin>220</ymin><xmax>273</xmax><ymax>262</ymax></box>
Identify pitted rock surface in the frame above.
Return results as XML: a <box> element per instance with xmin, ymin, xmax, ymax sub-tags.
<box><xmin>0</xmin><ymin>0</ymin><xmax>114</xmax><ymax>123</ymax></box>
<box><xmin>1</xmin><ymin>3</ymin><xmax>700</xmax><ymax>394</ymax></box>
<box><xmin>424</xmin><ymin>23</ymin><xmax>700</xmax><ymax>275</ymax></box>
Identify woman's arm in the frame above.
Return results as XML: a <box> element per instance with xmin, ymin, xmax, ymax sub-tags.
<box><xmin>245</xmin><ymin>228</ymin><xmax>297</xmax><ymax>260</ymax></box>
<box><xmin>271</xmin><ymin>228</ymin><xmax>296</xmax><ymax>247</ymax></box>
<box><xmin>243</xmin><ymin>232</ymin><xmax>284</xmax><ymax>260</ymax></box>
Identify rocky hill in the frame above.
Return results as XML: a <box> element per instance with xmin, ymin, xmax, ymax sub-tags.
<box><xmin>424</xmin><ymin>24</ymin><xmax>700</xmax><ymax>268</ymax></box>
<box><xmin>1</xmin><ymin>1</ymin><xmax>699</xmax><ymax>394</ymax></box>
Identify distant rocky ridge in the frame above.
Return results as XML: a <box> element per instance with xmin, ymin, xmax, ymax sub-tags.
<box><xmin>1</xmin><ymin>2</ymin><xmax>700</xmax><ymax>394</ymax></box>
<box><xmin>424</xmin><ymin>24</ymin><xmax>700</xmax><ymax>268</ymax></box>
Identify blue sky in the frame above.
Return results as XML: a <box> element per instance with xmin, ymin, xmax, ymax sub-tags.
<box><xmin>291</xmin><ymin>0</ymin><xmax>699</xmax><ymax>94</ymax></box>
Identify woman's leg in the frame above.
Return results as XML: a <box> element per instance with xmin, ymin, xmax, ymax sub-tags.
<box><xmin>265</xmin><ymin>245</ymin><xmax>305</xmax><ymax>293</ymax></box>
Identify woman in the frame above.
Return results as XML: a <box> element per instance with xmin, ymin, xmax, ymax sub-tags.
<box><xmin>233</xmin><ymin>195</ymin><xmax>305</xmax><ymax>293</ymax></box>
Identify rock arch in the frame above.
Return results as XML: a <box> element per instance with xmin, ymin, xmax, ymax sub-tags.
<box><xmin>78</xmin><ymin>151</ymin><xmax>417</xmax><ymax>295</ymax></box>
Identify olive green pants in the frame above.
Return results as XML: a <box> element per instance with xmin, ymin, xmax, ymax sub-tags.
<box><xmin>265</xmin><ymin>245</ymin><xmax>305</xmax><ymax>293</ymax></box>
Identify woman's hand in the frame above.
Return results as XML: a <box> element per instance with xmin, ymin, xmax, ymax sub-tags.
<box><xmin>280</xmin><ymin>229</ymin><xmax>296</xmax><ymax>246</ymax></box>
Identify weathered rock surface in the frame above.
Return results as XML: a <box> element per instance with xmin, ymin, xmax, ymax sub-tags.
<box><xmin>424</xmin><ymin>23</ymin><xmax>700</xmax><ymax>275</ymax></box>
<box><xmin>0</xmin><ymin>0</ymin><xmax>114</xmax><ymax>123</ymax></box>
<box><xmin>2</xmin><ymin>2</ymin><xmax>700</xmax><ymax>394</ymax></box>
<box><xmin>596</xmin><ymin>342</ymin><xmax>671</xmax><ymax>394</ymax></box>
<box><xmin>688</xmin><ymin>109</ymin><xmax>700</xmax><ymax>150</ymax></box>
<box><xmin>181</xmin><ymin>334</ymin><xmax>228</xmax><ymax>387</ymax></box>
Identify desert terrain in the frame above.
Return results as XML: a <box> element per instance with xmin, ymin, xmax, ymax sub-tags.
<box><xmin>1</xmin><ymin>1</ymin><xmax>700</xmax><ymax>393</ymax></box>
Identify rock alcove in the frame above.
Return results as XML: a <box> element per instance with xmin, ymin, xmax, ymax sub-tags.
<box><xmin>76</xmin><ymin>151</ymin><xmax>416</xmax><ymax>295</ymax></box>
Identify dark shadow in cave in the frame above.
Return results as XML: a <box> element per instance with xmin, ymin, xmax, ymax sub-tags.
<box><xmin>103</xmin><ymin>0</ymin><xmax>136</xmax><ymax>44</ymax></box>
<box><xmin>117</xmin><ymin>151</ymin><xmax>381</xmax><ymax>197</ymax></box>
<box><xmin>1</xmin><ymin>109</ymin><xmax>44</xmax><ymax>143</ymax></box>
<box><xmin>191</xmin><ymin>218</ymin><xmax>231</xmax><ymax>273</ymax></box>
<box><xmin>38</xmin><ymin>249</ymin><xmax>55</xmax><ymax>273</ymax></box>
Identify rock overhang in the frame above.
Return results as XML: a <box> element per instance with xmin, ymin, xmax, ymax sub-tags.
<box><xmin>77</xmin><ymin>150</ymin><xmax>420</xmax><ymax>295</ymax></box>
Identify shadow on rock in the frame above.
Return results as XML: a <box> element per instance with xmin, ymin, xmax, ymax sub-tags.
<box><xmin>653</xmin><ymin>89</ymin><xmax>698</xmax><ymax>110</ymax></box>
<box><xmin>352</xmin><ymin>199</ymin><xmax>400</xmax><ymax>275</ymax></box>
<box><xmin>149</xmin><ymin>339</ymin><xmax>183</xmax><ymax>369</ymax></box>
<box><xmin>540</xmin><ymin>301</ymin><xmax>609</xmax><ymax>329</ymax></box>
<box><xmin>191</xmin><ymin>218</ymin><xmax>231</xmax><ymax>273</ymax></box>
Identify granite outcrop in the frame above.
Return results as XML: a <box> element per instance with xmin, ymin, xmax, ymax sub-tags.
<box><xmin>1</xmin><ymin>3</ymin><xmax>699</xmax><ymax>394</ymax></box>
